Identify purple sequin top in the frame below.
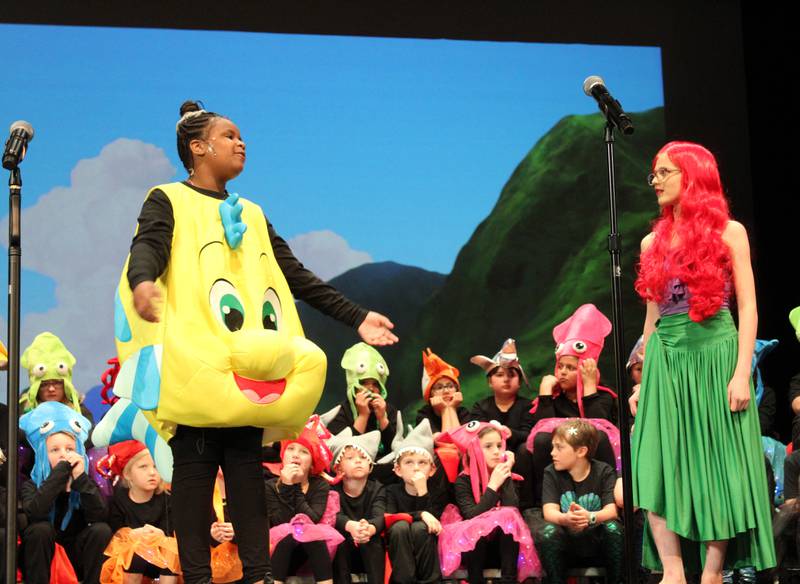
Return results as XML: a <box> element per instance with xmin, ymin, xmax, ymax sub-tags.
<box><xmin>658</xmin><ymin>277</ymin><xmax>731</xmax><ymax>317</ymax></box>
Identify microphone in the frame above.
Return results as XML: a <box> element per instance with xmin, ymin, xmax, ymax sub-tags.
<box><xmin>582</xmin><ymin>76</ymin><xmax>634</xmax><ymax>135</ymax></box>
<box><xmin>3</xmin><ymin>121</ymin><xmax>35</xmax><ymax>170</ymax></box>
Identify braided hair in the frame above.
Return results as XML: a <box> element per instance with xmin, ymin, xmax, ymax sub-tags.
<box><xmin>175</xmin><ymin>100</ymin><xmax>224</xmax><ymax>173</ymax></box>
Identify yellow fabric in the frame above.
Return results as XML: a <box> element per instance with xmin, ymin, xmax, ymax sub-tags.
<box><xmin>116</xmin><ymin>182</ymin><xmax>326</xmax><ymax>442</ymax></box>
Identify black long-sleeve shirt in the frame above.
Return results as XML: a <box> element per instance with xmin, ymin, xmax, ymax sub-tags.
<box><xmin>21</xmin><ymin>461</ymin><xmax>108</xmax><ymax>536</ymax></box>
<box><xmin>531</xmin><ymin>392</ymin><xmax>616</xmax><ymax>425</ymax></box>
<box><xmin>453</xmin><ymin>473</ymin><xmax>519</xmax><ymax>519</ymax></box>
<box><xmin>415</xmin><ymin>403</ymin><xmax>470</xmax><ymax>434</ymax></box>
<box><xmin>385</xmin><ymin>481</ymin><xmax>447</xmax><ymax>521</ymax></box>
<box><xmin>126</xmin><ymin>183</ymin><xmax>368</xmax><ymax>328</ymax></box>
<box><xmin>332</xmin><ymin>480</ymin><xmax>386</xmax><ymax>533</ymax></box>
<box><xmin>265</xmin><ymin>476</ymin><xmax>330</xmax><ymax>525</ymax></box>
<box><xmin>108</xmin><ymin>485</ymin><xmax>171</xmax><ymax>533</ymax></box>
<box><xmin>469</xmin><ymin>395</ymin><xmax>535</xmax><ymax>452</ymax></box>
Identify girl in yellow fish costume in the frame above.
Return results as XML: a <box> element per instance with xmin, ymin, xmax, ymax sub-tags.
<box><xmin>116</xmin><ymin>100</ymin><xmax>397</xmax><ymax>584</ymax></box>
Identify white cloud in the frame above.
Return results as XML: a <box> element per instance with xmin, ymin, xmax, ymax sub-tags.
<box><xmin>287</xmin><ymin>230</ymin><xmax>372</xmax><ymax>281</ymax></box>
<box><xmin>0</xmin><ymin>138</ymin><xmax>175</xmax><ymax>395</ymax></box>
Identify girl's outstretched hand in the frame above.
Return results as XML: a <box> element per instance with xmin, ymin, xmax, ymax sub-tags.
<box><xmin>357</xmin><ymin>311</ymin><xmax>398</xmax><ymax>346</ymax></box>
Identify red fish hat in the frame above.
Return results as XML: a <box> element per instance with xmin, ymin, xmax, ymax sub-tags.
<box><xmin>97</xmin><ymin>439</ymin><xmax>148</xmax><ymax>482</ymax></box>
<box><xmin>279</xmin><ymin>415</ymin><xmax>334</xmax><ymax>477</ymax></box>
<box><xmin>541</xmin><ymin>303</ymin><xmax>615</xmax><ymax>417</ymax></box>
<box><xmin>438</xmin><ymin>420</ymin><xmax>521</xmax><ymax>504</ymax></box>
<box><xmin>421</xmin><ymin>348</ymin><xmax>460</xmax><ymax>402</ymax></box>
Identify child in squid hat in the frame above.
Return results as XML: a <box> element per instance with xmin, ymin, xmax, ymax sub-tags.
<box><xmin>437</xmin><ymin>420</ymin><xmax>540</xmax><ymax>582</ymax></box>
<box><xmin>19</xmin><ymin>401</ymin><xmax>111</xmax><ymax>584</ymax></box>
<box><xmin>326</xmin><ymin>342</ymin><xmax>398</xmax><ymax>457</ymax></box>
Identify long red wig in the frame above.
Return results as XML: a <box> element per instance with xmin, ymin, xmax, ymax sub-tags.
<box><xmin>634</xmin><ymin>141</ymin><xmax>732</xmax><ymax>322</ymax></box>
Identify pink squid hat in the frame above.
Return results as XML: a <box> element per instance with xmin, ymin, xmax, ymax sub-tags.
<box><xmin>532</xmin><ymin>304</ymin><xmax>616</xmax><ymax>417</ymax></box>
<box><xmin>438</xmin><ymin>420</ymin><xmax>521</xmax><ymax>504</ymax></box>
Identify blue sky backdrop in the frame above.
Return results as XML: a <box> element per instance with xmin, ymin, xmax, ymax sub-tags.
<box><xmin>0</xmin><ymin>24</ymin><xmax>663</xmax><ymax>394</ymax></box>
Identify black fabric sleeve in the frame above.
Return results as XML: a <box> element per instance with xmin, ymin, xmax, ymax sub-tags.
<box><xmin>789</xmin><ymin>373</ymin><xmax>800</xmax><ymax>406</ymax></box>
<box><xmin>597</xmin><ymin>463</ymin><xmax>617</xmax><ymax>507</ymax></box>
<box><xmin>541</xmin><ymin>466</ymin><xmax>560</xmax><ymax>506</ymax></box>
<box><xmin>127</xmin><ymin>189</ymin><xmax>174</xmax><ymax>290</ymax></box>
<box><xmin>468</xmin><ymin>399</ymin><xmax>489</xmax><ymax>423</ymax></box>
<box><xmin>272</xmin><ymin>480</ymin><xmax>329</xmax><ymax>524</ymax></box>
<box><xmin>758</xmin><ymin>385</ymin><xmax>776</xmax><ymax>436</ymax></box>
<box><xmin>379</xmin><ymin>403</ymin><xmax>398</xmax><ymax>452</ymax></box>
<box><xmin>70</xmin><ymin>472</ymin><xmax>108</xmax><ymax>523</ymax></box>
<box><xmin>506</xmin><ymin>401</ymin><xmax>535</xmax><ymax>451</ymax></box>
<box><xmin>531</xmin><ymin>396</ymin><xmax>557</xmax><ymax>424</ymax></box>
<box><xmin>267</xmin><ymin>221</ymin><xmax>368</xmax><ymax>328</ymax></box>
<box><xmin>784</xmin><ymin>451</ymin><xmax>800</xmax><ymax>502</ymax></box>
<box><xmin>454</xmin><ymin>474</ymin><xmax>501</xmax><ymax>519</ymax></box>
<box><xmin>20</xmin><ymin>461</ymin><xmax>72</xmax><ymax>522</ymax></box>
<box><xmin>582</xmin><ymin>392</ymin><xmax>615</xmax><ymax>421</ymax></box>
<box><xmin>325</xmin><ymin>402</ymin><xmax>352</xmax><ymax>437</ymax></box>
<box><xmin>367</xmin><ymin>483</ymin><xmax>386</xmax><ymax>533</ymax></box>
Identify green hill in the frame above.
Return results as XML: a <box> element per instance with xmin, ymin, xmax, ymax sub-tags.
<box><xmin>391</xmin><ymin>107</ymin><xmax>666</xmax><ymax>416</ymax></box>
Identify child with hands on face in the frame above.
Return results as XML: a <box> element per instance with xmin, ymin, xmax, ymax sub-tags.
<box><xmin>536</xmin><ymin>420</ymin><xmax>622</xmax><ymax>584</ymax></box>
<box><xmin>101</xmin><ymin>440</ymin><xmax>178</xmax><ymax>584</ymax></box>
<box><xmin>265</xmin><ymin>420</ymin><xmax>339</xmax><ymax>584</ymax></box>
<box><xmin>380</xmin><ymin>418</ymin><xmax>445</xmax><ymax>584</ymax></box>
<box><xmin>416</xmin><ymin>348</ymin><xmax>469</xmax><ymax>439</ymax></box>
<box><xmin>19</xmin><ymin>402</ymin><xmax>111</xmax><ymax>584</ymax></box>
<box><xmin>438</xmin><ymin>421</ymin><xmax>541</xmax><ymax>584</ymax></box>
<box><xmin>327</xmin><ymin>429</ymin><xmax>386</xmax><ymax>584</ymax></box>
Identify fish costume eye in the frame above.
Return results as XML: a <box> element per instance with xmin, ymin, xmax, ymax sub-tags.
<box><xmin>210</xmin><ymin>279</ymin><xmax>245</xmax><ymax>332</ymax></box>
<box><xmin>57</xmin><ymin>362</ymin><xmax>69</xmax><ymax>374</ymax></box>
<box><xmin>465</xmin><ymin>420</ymin><xmax>481</xmax><ymax>433</ymax></box>
<box><xmin>33</xmin><ymin>363</ymin><xmax>47</xmax><ymax>378</ymax></box>
<box><xmin>262</xmin><ymin>288</ymin><xmax>282</xmax><ymax>331</ymax></box>
<box><xmin>375</xmin><ymin>363</ymin><xmax>386</xmax><ymax>375</ymax></box>
<box><xmin>39</xmin><ymin>421</ymin><xmax>55</xmax><ymax>434</ymax></box>
<box><xmin>572</xmin><ymin>341</ymin><xmax>587</xmax><ymax>354</ymax></box>
<box><xmin>69</xmin><ymin>419</ymin><xmax>83</xmax><ymax>433</ymax></box>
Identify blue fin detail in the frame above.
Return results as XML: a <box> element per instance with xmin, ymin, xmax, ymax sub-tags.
<box><xmin>110</xmin><ymin>402</ymin><xmax>138</xmax><ymax>444</ymax></box>
<box><xmin>144</xmin><ymin>424</ymin><xmax>158</xmax><ymax>455</ymax></box>
<box><xmin>132</xmin><ymin>346</ymin><xmax>161</xmax><ymax>411</ymax></box>
<box><xmin>114</xmin><ymin>289</ymin><xmax>132</xmax><ymax>342</ymax></box>
<box><xmin>219</xmin><ymin>192</ymin><xmax>247</xmax><ymax>249</ymax></box>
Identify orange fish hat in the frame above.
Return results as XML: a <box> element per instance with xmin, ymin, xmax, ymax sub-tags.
<box><xmin>421</xmin><ymin>348</ymin><xmax>460</xmax><ymax>402</ymax></box>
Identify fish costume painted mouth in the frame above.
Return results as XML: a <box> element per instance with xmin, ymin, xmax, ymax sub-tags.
<box><xmin>111</xmin><ymin>184</ymin><xmax>327</xmax><ymax>452</ymax></box>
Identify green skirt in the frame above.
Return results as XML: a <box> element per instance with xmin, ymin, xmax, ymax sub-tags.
<box><xmin>631</xmin><ymin>310</ymin><xmax>775</xmax><ymax>571</ymax></box>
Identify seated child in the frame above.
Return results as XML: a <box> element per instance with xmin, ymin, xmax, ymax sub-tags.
<box><xmin>101</xmin><ymin>440</ymin><xmax>178</xmax><ymax>584</ymax></box>
<box><xmin>469</xmin><ymin>338</ymin><xmax>535</xmax><ymax>452</ymax></box>
<box><xmin>415</xmin><ymin>348</ymin><xmax>469</xmax><ymax>437</ymax></box>
<box><xmin>327</xmin><ymin>428</ymin><xmax>386</xmax><ymax>584</ymax></box>
<box><xmin>378</xmin><ymin>418</ymin><xmax>445</xmax><ymax>584</ymax></box>
<box><xmin>438</xmin><ymin>421</ymin><xmax>540</xmax><ymax>583</ymax></box>
<box><xmin>19</xmin><ymin>401</ymin><xmax>112</xmax><ymax>584</ymax></box>
<box><xmin>535</xmin><ymin>419</ymin><xmax>622</xmax><ymax>584</ymax></box>
<box><xmin>528</xmin><ymin>304</ymin><xmax>619</xmax><ymax>507</ymax></box>
<box><xmin>266</xmin><ymin>418</ymin><xmax>341</xmax><ymax>584</ymax></box>
<box><xmin>326</xmin><ymin>342</ymin><xmax>398</xmax><ymax>458</ymax></box>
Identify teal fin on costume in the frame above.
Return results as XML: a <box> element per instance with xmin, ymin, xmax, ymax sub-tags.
<box><xmin>114</xmin><ymin>289</ymin><xmax>132</xmax><ymax>342</ymax></box>
<box><xmin>577</xmin><ymin>492</ymin><xmax>602</xmax><ymax>512</ymax></box>
<box><xmin>132</xmin><ymin>346</ymin><xmax>160</xmax><ymax>411</ymax></box>
<box><xmin>219</xmin><ymin>192</ymin><xmax>247</xmax><ymax>249</ymax></box>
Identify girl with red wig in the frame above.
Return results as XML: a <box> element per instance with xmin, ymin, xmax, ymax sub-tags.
<box><xmin>630</xmin><ymin>142</ymin><xmax>775</xmax><ymax>583</ymax></box>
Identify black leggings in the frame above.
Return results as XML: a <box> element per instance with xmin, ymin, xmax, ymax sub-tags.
<box><xmin>466</xmin><ymin>528</ymin><xmax>519</xmax><ymax>583</ymax></box>
<box><xmin>169</xmin><ymin>425</ymin><xmax>269</xmax><ymax>584</ymax></box>
<box><xmin>271</xmin><ymin>537</ymin><xmax>332</xmax><ymax>581</ymax></box>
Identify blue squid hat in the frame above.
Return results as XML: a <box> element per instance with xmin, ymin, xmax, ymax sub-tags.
<box><xmin>19</xmin><ymin>401</ymin><xmax>92</xmax><ymax>529</ymax></box>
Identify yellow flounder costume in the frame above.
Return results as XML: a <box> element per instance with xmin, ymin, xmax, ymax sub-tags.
<box><xmin>114</xmin><ymin>183</ymin><xmax>327</xmax><ymax>443</ymax></box>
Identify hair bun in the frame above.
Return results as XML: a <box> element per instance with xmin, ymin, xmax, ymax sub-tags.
<box><xmin>179</xmin><ymin>100</ymin><xmax>203</xmax><ymax>117</ymax></box>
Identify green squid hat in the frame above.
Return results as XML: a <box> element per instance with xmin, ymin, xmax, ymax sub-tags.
<box><xmin>341</xmin><ymin>342</ymin><xmax>389</xmax><ymax>420</ymax></box>
<box><xmin>20</xmin><ymin>332</ymin><xmax>81</xmax><ymax>414</ymax></box>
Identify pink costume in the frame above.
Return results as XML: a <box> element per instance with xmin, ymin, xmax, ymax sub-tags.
<box><xmin>437</xmin><ymin>421</ymin><xmax>541</xmax><ymax>581</ymax></box>
<box><xmin>269</xmin><ymin>490</ymin><xmax>344</xmax><ymax>559</ymax></box>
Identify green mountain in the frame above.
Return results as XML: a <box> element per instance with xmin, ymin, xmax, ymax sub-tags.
<box><xmin>390</xmin><ymin>107</ymin><xmax>667</xmax><ymax>416</ymax></box>
<box><xmin>297</xmin><ymin>261</ymin><xmax>446</xmax><ymax>411</ymax></box>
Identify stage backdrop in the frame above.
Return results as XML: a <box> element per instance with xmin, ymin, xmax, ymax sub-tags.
<box><xmin>0</xmin><ymin>24</ymin><xmax>664</xmax><ymax>420</ymax></box>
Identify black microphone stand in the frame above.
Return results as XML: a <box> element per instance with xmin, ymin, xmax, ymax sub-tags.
<box><xmin>603</xmin><ymin>121</ymin><xmax>637</xmax><ymax>584</ymax></box>
<box><xmin>4</xmin><ymin>162</ymin><xmax>22</xmax><ymax>584</ymax></box>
